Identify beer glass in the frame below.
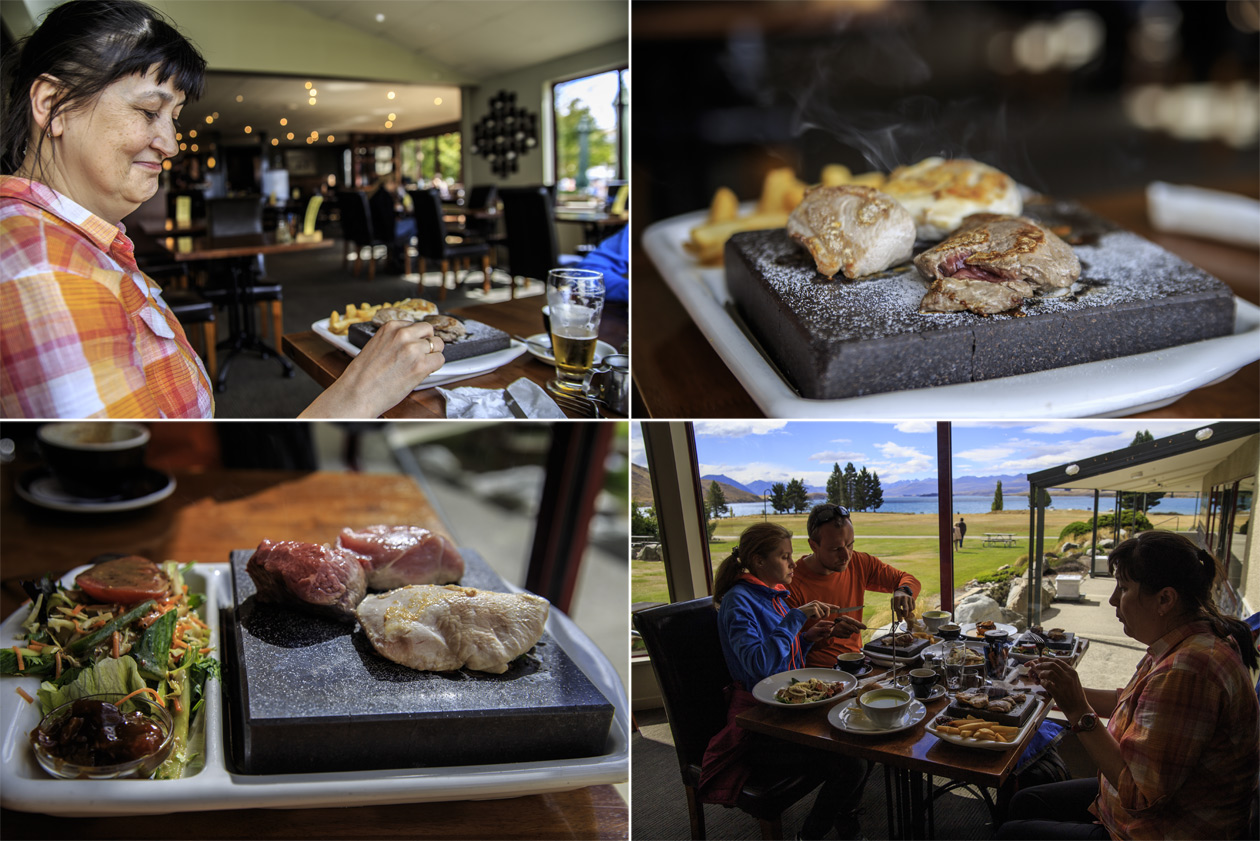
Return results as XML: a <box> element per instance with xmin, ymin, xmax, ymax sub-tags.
<box><xmin>546</xmin><ymin>268</ymin><xmax>604</xmax><ymax>395</ymax></box>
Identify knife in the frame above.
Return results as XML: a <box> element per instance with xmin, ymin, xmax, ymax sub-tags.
<box><xmin>830</xmin><ymin>605</ymin><xmax>864</xmax><ymax>614</ymax></box>
<box><xmin>502</xmin><ymin>388</ymin><xmax>529</xmax><ymax>418</ymax></box>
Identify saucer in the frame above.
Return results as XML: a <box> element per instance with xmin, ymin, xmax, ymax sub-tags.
<box><xmin>16</xmin><ymin>467</ymin><xmax>175</xmax><ymax>513</ymax></box>
<box><xmin>522</xmin><ymin>333</ymin><xmax>617</xmax><ymax>367</ymax></box>
<box><xmin>827</xmin><ymin>698</ymin><xmax>927</xmax><ymax>735</ymax></box>
<box><xmin>836</xmin><ymin>664</ymin><xmax>874</xmax><ymax>679</ymax></box>
<box><xmin>909</xmin><ymin>684</ymin><xmax>948</xmax><ymax>702</ymax></box>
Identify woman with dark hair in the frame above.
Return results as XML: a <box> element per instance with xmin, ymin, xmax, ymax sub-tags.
<box><xmin>999</xmin><ymin>531</ymin><xmax>1259</xmax><ymax>840</ymax></box>
<box><xmin>1</xmin><ymin>0</ymin><xmax>445</xmax><ymax>418</ymax></box>
<box><xmin>701</xmin><ymin>523</ymin><xmax>869</xmax><ymax>841</ymax></box>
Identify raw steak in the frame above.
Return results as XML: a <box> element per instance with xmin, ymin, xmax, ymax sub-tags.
<box><xmin>337</xmin><ymin>524</ymin><xmax>465</xmax><ymax>589</ymax></box>
<box><xmin>246</xmin><ymin>539</ymin><xmax>367</xmax><ymax>622</ymax></box>
<box><xmin>355</xmin><ymin>585</ymin><xmax>549</xmax><ymax>674</ymax></box>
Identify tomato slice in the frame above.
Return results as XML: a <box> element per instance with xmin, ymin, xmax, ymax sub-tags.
<box><xmin>75</xmin><ymin>556</ymin><xmax>170</xmax><ymax>605</ymax></box>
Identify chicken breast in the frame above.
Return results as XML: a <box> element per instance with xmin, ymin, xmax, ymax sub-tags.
<box><xmin>881</xmin><ymin>157</ymin><xmax>1022</xmax><ymax>240</ymax></box>
<box><xmin>356</xmin><ymin>585</ymin><xmax>549</xmax><ymax>674</ymax></box>
<box><xmin>915</xmin><ymin>213</ymin><xmax>1081</xmax><ymax>315</ymax></box>
<box><xmin>786</xmin><ymin>185</ymin><xmax>916</xmax><ymax>279</ymax></box>
<box><xmin>337</xmin><ymin>524</ymin><xmax>464</xmax><ymax>590</ymax></box>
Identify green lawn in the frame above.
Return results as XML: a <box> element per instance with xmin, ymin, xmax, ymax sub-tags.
<box><xmin>633</xmin><ymin>508</ymin><xmax>1091</xmax><ymax>636</ymax></box>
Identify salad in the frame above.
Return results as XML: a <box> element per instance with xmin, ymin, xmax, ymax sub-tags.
<box><xmin>1</xmin><ymin>556</ymin><xmax>219</xmax><ymax>779</ymax></box>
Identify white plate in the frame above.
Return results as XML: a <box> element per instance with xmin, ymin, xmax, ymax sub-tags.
<box><xmin>959</xmin><ymin>622</ymin><xmax>1019</xmax><ymax>641</ymax></box>
<box><xmin>15</xmin><ymin>468</ymin><xmax>175</xmax><ymax>513</ymax></box>
<box><xmin>751</xmin><ymin>668</ymin><xmax>857</xmax><ymax>709</ymax></box>
<box><xmin>642</xmin><ymin>207</ymin><xmax>1260</xmax><ymax>418</ymax></box>
<box><xmin>0</xmin><ymin>563</ymin><xmax>628</xmax><ymax>817</ymax></box>
<box><xmin>311</xmin><ymin>318</ymin><xmax>528</xmax><ymax>390</ymax></box>
<box><xmin>522</xmin><ymin>333</ymin><xmax>617</xmax><ymax>367</ymax></box>
<box><xmin>827</xmin><ymin>698</ymin><xmax>927</xmax><ymax>735</ymax></box>
<box><xmin>923</xmin><ymin>640</ymin><xmax>985</xmax><ymax>661</ymax></box>
<box><xmin>925</xmin><ymin>698</ymin><xmax>1044</xmax><ymax>751</ymax></box>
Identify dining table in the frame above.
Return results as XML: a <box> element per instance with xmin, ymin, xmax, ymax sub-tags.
<box><xmin>160</xmin><ymin>232</ymin><xmax>336</xmax><ymax>391</ymax></box>
<box><xmin>0</xmin><ymin>459</ymin><xmax>628</xmax><ymax>839</ymax></box>
<box><xmin>738</xmin><ymin>665</ymin><xmax>1054</xmax><ymax>839</ymax></box>
<box><xmin>556</xmin><ymin>207</ymin><xmax>629</xmax><ymax>247</ymax></box>
<box><xmin>632</xmin><ymin>179</ymin><xmax>1260</xmax><ymax>418</ymax></box>
<box><xmin>282</xmin><ymin>296</ymin><xmax>628</xmax><ymax>418</ymax></box>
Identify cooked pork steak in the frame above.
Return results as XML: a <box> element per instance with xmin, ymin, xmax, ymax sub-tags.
<box><xmin>915</xmin><ymin>213</ymin><xmax>1081</xmax><ymax>315</ymax></box>
<box><xmin>882</xmin><ymin>157</ymin><xmax>1023</xmax><ymax>240</ymax></box>
<box><xmin>246</xmin><ymin>539</ymin><xmax>367</xmax><ymax>622</ymax></box>
<box><xmin>786</xmin><ymin>185</ymin><xmax>915</xmax><ymax>279</ymax></box>
<box><xmin>355</xmin><ymin>585</ymin><xmax>549</xmax><ymax>674</ymax></box>
<box><xmin>337</xmin><ymin>524</ymin><xmax>465</xmax><ymax>590</ymax></box>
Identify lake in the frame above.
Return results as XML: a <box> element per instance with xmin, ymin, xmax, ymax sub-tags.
<box><xmin>711</xmin><ymin>495</ymin><xmax>1204</xmax><ymax>518</ymax></box>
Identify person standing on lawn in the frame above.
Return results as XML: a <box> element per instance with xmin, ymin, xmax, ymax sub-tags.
<box><xmin>788</xmin><ymin>503</ymin><xmax>921</xmax><ymax>668</ymax></box>
<box><xmin>957</xmin><ymin>516</ymin><xmax>968</xmax><ymax>548</ymax></box>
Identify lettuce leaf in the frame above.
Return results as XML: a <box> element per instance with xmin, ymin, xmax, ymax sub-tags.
<box><xmin>37</xmin><ymin>656</ymin><xmax>146</xmax><ymax>715</ymax></box>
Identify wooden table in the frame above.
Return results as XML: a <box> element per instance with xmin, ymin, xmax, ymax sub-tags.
<box><xmin>282</xmin><ymin>297</ymin><xmax>629</xmax><ymax>418</ymax></box>
<box><xmin>0</xmin><ymin>463</ymin><xmax>627</xmax><ymax>839</ymax></box>
<box><xmin>737</xmin><ymin>673</ymin><xmax>1051</xmax><ymax>839</ymax></box>
<box><xmin>982</xmin><ymin>533</ymin><xmax>1017</xmax><ymax>548</ymax></box>
<box><xmin>556</xmin><ymin>208</ymin><xmax>629</xmax><ymax>246</ymax></box>
<box><xmin>160</xmin><ymin>233</ymin><xmax>336</xmax><ymax>391</ymax></box>
<box><xmin>632</xmin><ymin>181</ymin><xmax>1260</xmax><ymax>418</ymax></box>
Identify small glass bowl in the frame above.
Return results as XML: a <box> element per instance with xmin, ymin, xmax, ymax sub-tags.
<box><xmin>30</xmin><ymin>692</ymin><xmax>174</xmax><ymax>780</ymax></box>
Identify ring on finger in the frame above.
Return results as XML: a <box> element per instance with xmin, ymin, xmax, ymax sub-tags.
<box><xmin>424</xmin><ymin>337</ymin><xmax>433</xmax><ymax>354</ymax></box>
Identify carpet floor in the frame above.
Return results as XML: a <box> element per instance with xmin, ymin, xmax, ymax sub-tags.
<box><xmin>632</xmin><ymin>707</ymin><xmax>1002</xmax><ymax>840</ymax></box>
<box><xmin>195</xmin><ymin>247</ymin><xmax>543</xmax><ymax>418</ymax></box>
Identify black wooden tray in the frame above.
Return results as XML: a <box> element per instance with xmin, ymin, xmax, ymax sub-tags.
<box><xmin>348</xmin><ymin>318</ymin><xmax>510</xmax><ymax>361</ymax></box>
<box><xmin>222</xmin><ymin>548</ymin><xmax>614</xmax><ymax>775</ymax></box>
<box><xmin>864</xmin><ymin>633</ymin><xmax>931</xmax><ymax>659</ymax></box>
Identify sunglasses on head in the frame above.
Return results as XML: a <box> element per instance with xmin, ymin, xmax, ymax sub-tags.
<box><xmin>810</xmin><ymin>504</ymin><xmax>850</xmax><ymax>539</ymax></box>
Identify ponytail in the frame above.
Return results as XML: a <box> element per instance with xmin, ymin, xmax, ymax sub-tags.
<box><xmin>712</xmin><ymin>523</ymin><xmax>792</xmax><ymax>608</ymax></box>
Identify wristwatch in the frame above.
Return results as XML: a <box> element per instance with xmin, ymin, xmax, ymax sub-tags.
<box><xmin>1071</xmin><ymin>711</ymin><xmax>1099</xmax><ymax>733</ymax></box>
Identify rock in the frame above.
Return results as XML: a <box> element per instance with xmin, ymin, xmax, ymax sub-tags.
<box><xmin>1006</xmin><ymin>575</ymin><xmax>1057</xmax><ymax>615</ymax></box>
<box><xmin>1062</xmin><ymin>541</ymin><xmax>1080</xmax><ymax>552</ymax></box>
<box><xmin>1098</xmin><ymin>538</ymin><xmax>1114</xmax><ymax>549</ymax></box>
<box><xmin>997</xmin><ymin>564</ymin><xmax>1011</xmax><ymax>571</ymax></box>
<box><xmin>638</xmin><ymin>543</ymin><xmax>663</xmax><ymax>562</ymax></box>
<box><xmin>954</xmin><ymin>594</ymin><xmax>1004</xmax><ymax>626</ymax></box>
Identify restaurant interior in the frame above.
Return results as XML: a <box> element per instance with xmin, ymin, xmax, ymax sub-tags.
<box><xmin>630</xmin><ymin>420</ymin><xmax>1258</xmax><ymax>839</ymax></box>
<box><xmin>630</xmin><ymin>0</ymin><xmax>1260</xmax><ymax>419</ymax></box>
<box><xmin>0</xmin><ymin>0</ymin><xmax>629</xmax><ymax>418</ymax></box>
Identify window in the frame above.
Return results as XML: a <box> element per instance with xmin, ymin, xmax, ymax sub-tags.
<box><xmin>400</xmin><ymin>131</ymin><xmax>462</xmax><ymax>190</ymax></box>
<box><xmin>552</xmin><ymin>68</ymin><xmax>628</xmax><ymax>206</ymax></box>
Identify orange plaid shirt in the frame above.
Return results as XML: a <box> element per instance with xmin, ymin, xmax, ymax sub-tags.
<box><xmin>1</xmin><ymin>176</ymin><xmax>213</xmax><ymax>418</ymax></box>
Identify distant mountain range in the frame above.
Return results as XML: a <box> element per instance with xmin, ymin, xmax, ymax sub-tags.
<box><xmin>705</xmin><ymin>473</ymin><xmax>1037</xmax><ymax>498</ymax></box>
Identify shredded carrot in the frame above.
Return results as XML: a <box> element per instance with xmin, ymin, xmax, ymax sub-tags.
<box><xmin>112</xmin><ymin>630</ymin><xmax>121</xmax><ymax>660</ymax></box>
<box><xmin>73</xmin><ymin>620</ymin><xmax>84</xmax><ymax>634</ymax></box>
<box><xmin>182</xmin><ymin>584</ymin><xmax>188</xmax><ymax>594</ymax></box>
<box><xmin>70</xmin><ymin>603</ymin><xmax>85</xmax><ymax>617</ymax></box>
<box><xmin>54</xmin><ymin>649</ymin><xmax>62</xmax><ymax>680</ymax></box>
<box><xmin>12</xmin><ymin>646</ymin><xmax>24</xmax><ymax>671</ymax></box>
<box><xmin>188</xmin><ymin>614</ymin><xmax>209</xmax><ymax>630</ymax></box>
<box><xmin>25</xmin><ymin>641</ymin><xmax>46</xmax><ymax>652</ymax></box>
<box><xmin>117</xmin><ymin>687</ymin><xmax>165</xmax><ymax>708</ymax></box>
<box><xmin>171</xmin><ymin>696</ymin><xmax>182</xmax><ymax>714</ymax></box>
<box><xmin>15</xmin><ymin>687</ymin><xmax>34</xmax><ymax>704</ymax></box>
<box><xmin>198</xmin><ymin>646</ymin><xmax>214</xmax><ymax>655</ymax></box>
<box><xmin>170</xmin><ymin>637</ymin><xmax>189</xmax><ymax>650</ymax></box>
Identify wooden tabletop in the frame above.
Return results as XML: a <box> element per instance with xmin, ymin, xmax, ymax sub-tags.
<box><xmin>159</xmin><ymin>232</ymin><xmax>336</xmax><ymax>261</ymax></box>
<box><xmin>282</xmin><ymin>296</ymin><xmax>628</xmax><ymax>419</ymax></box>
<box><xmin>632</xmin><ymin>181</ymin><xmax>1259</xmax><ymax>419</ymax></box>
<box><xmin>0</xmin><ymin>463</ymin><xmax>627</xmax><ymax>839</ymax></box>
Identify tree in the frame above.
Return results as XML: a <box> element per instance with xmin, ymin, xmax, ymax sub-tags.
<box><xmin>701</xmin><ymin>500</ymin><xmax>718</xmax><ymax>539</ymax></box>
<box><xmin>852</xmin><ymin>468</ymin><xmax>870</xmax><ymax>511</ymax></box>
<box><xmin>631</xmin><ymin>505</ymin><xmax>658</xmax><ymax>539</ymax></box>
<box><xmin>1029</xmin><ymin>487</ymin><xmax>1053</xmax><ymax>509</ymax></box>
<box><xmin>866</xmin><ymin>471</ymin><xmax>884</xmax><ymax>512</ymax></box>
<box><xmin>770</xmin><ymin>482</ymin><xmax>788</xmax><ymax>514</ymax></box>
<box><xmin>556</xmin><ymin>100</ymin><xmax>615</xmax><ymax>187</ymax></box>
<box><xmin>785</xmin><ymin>478</ymin><xmax>810</xmax><ymax>513</ymax></box>
<box><xmin>992</xmin><ymin>481</ymin><xmax>1004</xmax><ymax>512</ymax></box>
<box><xmin>1131</xmin><ymin>430</ymin><xmax>1154</xmax><ymax>446</ymax></box>
<box><xmin>705</xmin><ymin>481</ymin><xmax>728</xmax><ymax>519</ymax></box>
<box><xmin>826</xmin><ymin>463</ymin><xmax>845</xmax><ymax>507</ymax></box>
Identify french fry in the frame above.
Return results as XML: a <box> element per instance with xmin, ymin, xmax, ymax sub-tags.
<box><xmin>682</xmin><ymin>238</ymin><xmax>725</xmax><ymax>265</ymax></box>
<box><xmin>820</xmin><ymin>164</ymin><xmax>853</xmax><ymax>186</ymax></box>
<box><xmin>937</xmin><ymin>726</ymin><xmax>961</xmax><ymax>736</ymax></box>
<box><xmin>707</xmin><ymin>187</ymin><xmax>740</xmax><ymax>224</ymax></box>
<box><xmin>851</xmin><ymin>171</ymin><xmax>887</xmax><ymax>188</ymax></box>
<box><xmin>688</xmin><ymin>212</ymin><xmax>791</xmax><ymax>248</ymax></box>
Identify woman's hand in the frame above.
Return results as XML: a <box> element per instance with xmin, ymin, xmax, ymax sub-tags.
<box><xmin>802</xmin><ymin>619</ymin><xmax>835</xmax><ymax>643</ymax></box>
<box><xmin>1030</xmin><ymin>656</ymin><xmax>1089</xmax><ymax>721</ymax></box>
<box><xmin>796</xmin><ymin>600</ymin><xmax>838</xmax><ymax>620</ymax></box>
<box><xmin>300</xmin><ymin>319</ymin><xmax>446</xmax><ymax>418</ymax></box>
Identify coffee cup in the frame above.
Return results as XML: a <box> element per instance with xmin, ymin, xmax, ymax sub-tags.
<box><xmin>835</xmin><ymin>652</ymin><xmax>867</xmax><ymax>674</ymax></box>
<box><xmin>858</xmin><ymin>688</ymin><xmax>912</xmax><ymax>729</ymax></box>
<box><xmin>909</xmin><ymin>668</ymin><xmax>938</xmax><ymax>699</ymax></box>
<box><xmin>37</xmin><ymin>422</ymin><xmax>150</xmax><ymax>499</ymax></box>
<box><xmin>922</xmin><ymin>610</ymin><xmax>951</xmax><ymax>633</ymax></box>
<box><xmin>938</xmin><ymin>623</ymin><xmax>962</xmax><ymax>640</ymax></box>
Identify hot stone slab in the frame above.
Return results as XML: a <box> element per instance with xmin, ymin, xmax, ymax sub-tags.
<box><xmin>224</xmin><ymin>548</ymin><xmax>614</xmax><ymax>774</ymax></box>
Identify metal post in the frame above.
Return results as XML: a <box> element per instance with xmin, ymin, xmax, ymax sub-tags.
<box><xmin>937</xmin><ymin>422</ymin><xmax>955</xmax><ymax>613</ymax></box>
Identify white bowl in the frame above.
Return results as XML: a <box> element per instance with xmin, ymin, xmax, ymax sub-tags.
<box><xmin>858</xmin><ymin>688</ymin><xmax>912</xmax><ymax>729</ymax></box>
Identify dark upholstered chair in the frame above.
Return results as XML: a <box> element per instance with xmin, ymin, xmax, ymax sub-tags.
<box><xmin>409</xmin><ymin>188</ymin><xmax>491</xmax><ymax>300</ymax></box>
<box><xmin>336</xmin><ymin>190</ymin><xmax>389</xmax><ymax>280</ymax></box>
<box><xmin>200</xmin><ymin>196</ymin><xmax>283</xmax><ymax>352</ymax></box>
<box><xmin>633</xmin><ymin>598</ymin><xmax>823</xmax><ymax>840</ymax></box>
<box><xmin>162</xmin><ymin>287</ymin><xmax>217</xmax><ymax>382</ymax></box>
<box><xmin>498</xmin><ymin>186</ymin><xmax>581</xmax><ymax>292</ymax></box>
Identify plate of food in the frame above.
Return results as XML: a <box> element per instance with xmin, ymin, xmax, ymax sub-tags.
<box><xmin>926</xmin><ymin>702</ymin><xmax>1043</xmax><ymax>751</ymax></box>
<box><xmin>312</xmin><ymin>302</ymin><xmax>527</xmax><ymax>390</ymax></box>
<box><xmin>0</xmin><ymin>544</ymin><xmax>629</xmax><ymax>816</ymax></box>
<box><xmin>641</xmin><ymin>161</ymin><xmax>1260</xmax><ymax>419</ymax></box>
<box><xmin>959</xmin><ymin>621</ymin><xmax>1018</xmax><ymax>641</ymax></box>
<box><xmin>751</xmin><ymin>668</ymin><xmax>857</xmax><ymax>709</ymax></box>
<box><xmin>520</xmin><ymin>333</ymin><xmax>618</xmax><ymax>367</ymax></box>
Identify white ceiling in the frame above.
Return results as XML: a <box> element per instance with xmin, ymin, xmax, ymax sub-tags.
<box><xmin>1033</xmin><ymin>431</ymin><xmax>1256</xmax><ymax>494</ymax></box>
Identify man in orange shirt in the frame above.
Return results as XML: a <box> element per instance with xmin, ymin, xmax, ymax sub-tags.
<box><xmin>788</xmin><ymin>504</ymin><xmax>922</xmax><ymax>668</ymax></box>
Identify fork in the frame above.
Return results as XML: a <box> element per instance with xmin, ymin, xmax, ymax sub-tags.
<box><xmin>550</xmin><ymin>390</ymin><xmax>601</xmax><ymax>418</ymax></box>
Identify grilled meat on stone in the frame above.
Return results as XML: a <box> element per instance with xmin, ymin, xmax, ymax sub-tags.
<box><xmin>787</xmin><ymin>185</ymin><xmax>916</xmax><ymax>280</ymax></box>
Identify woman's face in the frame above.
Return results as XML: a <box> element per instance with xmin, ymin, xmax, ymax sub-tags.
<box><xmin>754</xmin><ymin>538</ymin><xmax>796</xmax><ymax>587</ymax></box>
<box><xmin>1108</xmin><ymin>568</ymin><xmax>1166</xmax><ymax>645</ymax></box>
<box><xmin>45</xmin><ymin>68</ymin><xmax>183</xmax><ymax>225</ymax></box>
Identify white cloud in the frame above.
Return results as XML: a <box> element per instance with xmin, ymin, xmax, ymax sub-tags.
<box><xmin>955</xmin><ymin>446</ymin><xmax>1017</xmax><ymax>462</ymax></box>
<box><xmin>694</xmin><ymin>421</ymin><xmax>789</xmax><ymax>438</ymax></box>
<box><xmin>629</xmin><ymin>422</ymin><xmax>646</xmax><ymax>466</ymax></box>
<box><xmin>809</xmin><ymin>450</ymin><xmax>867</xmax><ymax>464</ymax></box>
<box><xmin>893</xmin><ymin>421</ymin><xmax>936</xmax><ymax>433</ymax></box>
<box><xmin>869</xmin><ymin>441</ymin><xmax>935</xmax><ymax>482</ymax></box>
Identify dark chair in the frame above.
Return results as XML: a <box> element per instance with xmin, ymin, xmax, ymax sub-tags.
<box><xmin>368</xmin><ymin>186</ymin><xmax>413</xmax><ymax>275</ymax></box>
<box><xmin>633</xmin><ymin>598</ymin><xmax>824</xmax><ymax>840</ymax></box>
<box><xmin>499</xmin><ymin>186</ymin><xmax>582</xmax><ymax>294</ymax></box>
<box><xmin>162</xmin><ymin>287</ymin><xmax>217</xmax><ymax>382</ymax></box>
<box><xmin>458</xmin><ymin>185</ymin><xmax>499</xmax><ymax>238</ymax></box>
<box><xmin>409</xmin><ymin>188</ymin><xmax>492</xmax><ymax>301</ymax></box>
<box><xmin>337</xmin><ymin>190</ymin><xmax>389</xmax><ymax>280</ymax></box>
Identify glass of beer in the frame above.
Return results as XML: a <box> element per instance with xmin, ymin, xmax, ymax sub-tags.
<box><xmin>546</xmin><ymin>268</ymin><xmax>604</xmax><ymax>395</ymax></box>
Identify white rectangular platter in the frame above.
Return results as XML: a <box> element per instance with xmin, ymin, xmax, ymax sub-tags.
<box><xmin>0</xmin><ymin>563</ymin><xmax>629</xmax><ymax>817</ymax></box>
<box><xmin>642</xmin><ymin>207</ymin><xmax>1260</xmax><ymax>419</ymax></box>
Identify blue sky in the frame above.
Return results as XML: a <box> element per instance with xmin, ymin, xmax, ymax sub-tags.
<box><xmin>629</xmin><ymin>421</ymin><xmax>1207</xmax><ymax>487</ymax></box>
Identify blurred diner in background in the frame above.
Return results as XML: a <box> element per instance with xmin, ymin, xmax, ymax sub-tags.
<box><xmin>1</xmin><ymin>0</ymin><xmax>628</xmax><ymax>419</ymax></box>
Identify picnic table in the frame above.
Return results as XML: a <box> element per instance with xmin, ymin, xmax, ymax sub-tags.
<box><xmin>983</xmin><ymin>533</ymin><xmax>1017</xmax><ymax>547</ymax></box>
